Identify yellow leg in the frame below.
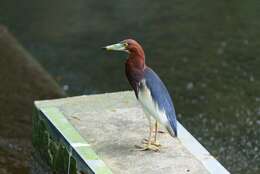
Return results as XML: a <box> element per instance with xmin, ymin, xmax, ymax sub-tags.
<box><xmin>153</xmin><ymin>121</ymin><xmax>161</xmax><ymax>147</ymax></box>
<box><xmin>154</xmin><ymin>121</ymin><xmax>158</xmax><ymax>142</ymax></box>
<box><xmin>145</xmin><ymin>118</ymin><xmax>153</xmax><ymax>146</ymax></box>
<box><xmin>135</xmin><ymin>117</ymin><xmax>159</xmax><ymax>151</ymax></box>
<box><xmin>143</xmin><ymin>121</ymin><xmax>161</xmax><ymax>147</ymax></box>
<box><xmin>154</xmin><ymin>122</ymin><xmax>166</xmax><ymax>134</ymax></box>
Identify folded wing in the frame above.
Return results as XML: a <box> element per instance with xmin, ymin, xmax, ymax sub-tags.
<box><xmin>141</xmin><ymin>67</ymin><xmax>177</xmax><ymax>137</ymax></box>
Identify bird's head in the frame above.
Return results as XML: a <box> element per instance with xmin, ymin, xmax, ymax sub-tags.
<box><xmin>103</xmin><ymin>39</ymin><xmax>145</xmax><ymax>58</ymax></box>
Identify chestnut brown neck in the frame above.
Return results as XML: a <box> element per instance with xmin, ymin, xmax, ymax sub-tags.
<box><xmin>127</xmin><ymin>45</ymin><xmax>145</xmax><ymax>70</ymax></box>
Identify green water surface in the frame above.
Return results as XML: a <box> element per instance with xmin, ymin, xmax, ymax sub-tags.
<box><xmin>0</xmin><ymin>0</ymin><xmax>260</xmax><ymax>173</ymax></box>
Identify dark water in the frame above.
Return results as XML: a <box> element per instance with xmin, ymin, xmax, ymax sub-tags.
<box><xmin>1</xmin><ymin>0</ymin><xmax>260</xmax><ymax>173</ymax></box>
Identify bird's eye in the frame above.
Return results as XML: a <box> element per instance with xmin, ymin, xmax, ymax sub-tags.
<box><xmin>123</xmin><ymin>42</ymin><xmax>128</xmax><ymax>47</ymax></box>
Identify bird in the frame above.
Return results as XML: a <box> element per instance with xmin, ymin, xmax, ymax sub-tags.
<box><xmin>103</xmin><ymin>39</ymin><xmax>177</xmax><ymax>151</ymax></box>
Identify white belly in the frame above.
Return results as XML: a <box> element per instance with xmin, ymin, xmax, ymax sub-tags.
<box><xmin>137</xmin><ymin>81</ymin><xmax>168</xmax><ymax>125</ymax></box>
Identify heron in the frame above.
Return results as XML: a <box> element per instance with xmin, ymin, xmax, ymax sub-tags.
<box><xmin>103</xmin><ymin>39</ymin><xmax>177</xmax><ymax>151</ymax></box>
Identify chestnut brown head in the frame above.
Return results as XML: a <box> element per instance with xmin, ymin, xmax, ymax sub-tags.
<box><xmin>103</xmin><ymin>39</ymin><xmax>145</xmax><ymax>58</ymax></box>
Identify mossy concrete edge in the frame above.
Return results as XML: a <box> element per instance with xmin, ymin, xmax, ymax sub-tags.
<box><xmin>33</xmin><ymin>104</ymin><xmax>113</xmax><ymax>174</ymax></box>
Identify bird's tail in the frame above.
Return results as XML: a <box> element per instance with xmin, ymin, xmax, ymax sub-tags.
<box><xmin>166</xmin><ymin>124</ymin><xmax>177</xmax><ymax>137</ymax></box>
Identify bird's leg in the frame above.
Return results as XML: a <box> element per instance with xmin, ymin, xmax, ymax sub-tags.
<box><xmin>143</xmin><ymin>121</ymin><xmax>161</xmax><ymax>147</ymax></box>
<box><xmin>153</xmin><ymin>122</ymin><xmax>166</xmax><ymax>134</ymax></box>
<box><xmin>153</xmin><ymin>121</ymin><xmax>161</xmax><ymax>147</ymax></box>
<box><xmin>147</xmin><ymin>120</ymin><xmax>153</xmax><ymax>146</ymax></box>
<box><xmin>135</xmin><ymin>117</ymin><xmax>159</xmax><ymax>152</ymax></box>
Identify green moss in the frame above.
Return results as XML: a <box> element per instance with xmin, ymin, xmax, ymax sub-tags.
<box><xmin>69</xmin><ymin>156</ymin><xmax>77</xmax><ymax>174</ymax></box>
<box><xmin>32</xmin><ymin>109</ymin><xmax>77</xmax><ymax>173</ymax></box>
<box><xmin>32</xmin><ymin>107</ymin><xmax>113</xmax><ymax>174</ymax></box>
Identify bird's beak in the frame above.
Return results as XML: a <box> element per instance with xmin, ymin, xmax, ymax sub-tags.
<box><xmin>103</xmin><ymin>43</ymin><xmax>127</xmax><ymax>52</ymax></box>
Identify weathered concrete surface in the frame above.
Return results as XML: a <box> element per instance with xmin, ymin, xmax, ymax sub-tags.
<box><xmin>0</xmin><ymin>25</ymin><xmax>64</xmax><ymax>174</ymax></box>
<box><xmin>35</xmin><ymin>91</ymin><xmax>216</xmax><ymax>174</ymax></box>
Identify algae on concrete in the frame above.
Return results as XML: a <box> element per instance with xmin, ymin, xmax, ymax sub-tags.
<box><xmin>32</xmin><ymin>109</ymin><xmax>78</xmax><ymax>174</ymax></box>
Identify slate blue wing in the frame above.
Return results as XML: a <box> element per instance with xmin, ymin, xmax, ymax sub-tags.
<box><xmin>143</xmin><ymin>67</ymin><xmax>177</xmax><ymax>136</ymax></box>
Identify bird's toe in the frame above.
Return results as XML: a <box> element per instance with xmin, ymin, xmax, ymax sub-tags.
<box><xmin>141</xmin><ymin>139</ymin><xmax>161</xmax><ymax>147</ymax></box>
<box><xmin>134</xmin><ymin>144</ymin><xmax>160</xmax><ymax>152</ymax></box>
<box><xmin>152</xmin><ymin>142</ymin><xmax>161</xmax><ymax>147</ymax></box>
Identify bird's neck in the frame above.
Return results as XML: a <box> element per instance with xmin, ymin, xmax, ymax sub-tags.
<box><xmin>127</xmin><ymin>55</ymin><xmax>145</xmax><ymax>70</ymax></box>
<box><xmin>125</xmin><ymin>55</ymin><xmax>145</xmax><ymax>98</ymax></box>
<box><xmin>127</xmin><ymin>48</ymin><xmax>145</xmax><ymax>70</ymax></box>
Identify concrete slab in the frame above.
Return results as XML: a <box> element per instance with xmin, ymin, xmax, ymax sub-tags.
<box><xmin>34</xmin><ymin>91</ymin><xmax>230</xmax><ymax>174</ymax></box>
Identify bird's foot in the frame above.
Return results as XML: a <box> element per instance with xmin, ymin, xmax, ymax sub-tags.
<box><xmin>135</xmin><ymin>144</ymin><xmax>160</xmax><ymax>152</ymax></box>
<box><xmin>142</xmin><ymin>138</ymin><xmax>161</xmax><ymax>147</ymax></box>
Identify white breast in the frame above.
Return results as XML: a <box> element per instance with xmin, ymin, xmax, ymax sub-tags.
<box><xmin>137</xmin><ymin>80</ymin><xmax>168</xmax><ymax>125</ymax></box>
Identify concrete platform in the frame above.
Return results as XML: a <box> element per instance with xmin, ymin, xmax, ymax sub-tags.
<box><xmin>34</xmin><ymin>91</ymin><xmax>230</xmax><ymax>174</ymax></box>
